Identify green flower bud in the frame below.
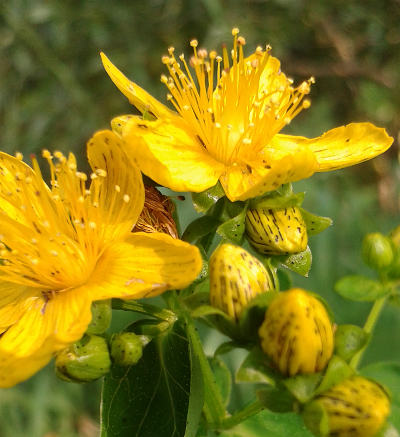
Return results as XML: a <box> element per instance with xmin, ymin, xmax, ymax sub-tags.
<box><xmin>245</xmin><ymin>207</ymin><xmax>307</xmax><ymax>255</ymax></box>
<box><xmin>259</xmin><ymin>288</ymin><xmax>334</xmax><ymax>376</ymax></box>
<box><xmin>55</xmin><ymin>335</ymin><xmax>111</xmax><ymax>383</ymax></box>
<box><xmin>209</xmin><ymin>243</ymin><xmax>274</xmax><ymax>320</ymax></box>
<box><xmin>303</xmin><ymin>376</ymin><xmax>390</xmax><ymax>437</ymax></box>
<box><xmin>86</xmin><ymin>299</ymin><xmax>112</xmax><ymax>335</ymax></box>
<box><xmin>110</xmin><ymin>332</ymin><xmax>145</xmax><ymax>366</ymax></box>
<box><xmin>362</xmin><ymin>233</ymin><xmax>394</xmax><ymax>271</ymax></box>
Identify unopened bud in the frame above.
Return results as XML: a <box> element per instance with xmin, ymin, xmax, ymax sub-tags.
<box><xmin>209</xmin><ymin>244</ymin><xmax>274</xmax><ymax>320</ymax></box>
<box><xmin>259</xmin><ymin>288</ymin><xmax>334</xmax><ymax>376</ymax></box>
<box><xmin>303</xmin><ymin>376</ymin><xmax>390</xmax><ymax>437</ymax></box>
<box><xmin>55</xmin><ymin>335</ymin><xmax>111</xmax><ymax>383</ymax></box>
<box><xmin>362</xmin><ymin>233</ymin><xmax>394</xmax><ymax>271</ymax></box>
<box><xmin>110</xmin><ymin>332</ymin><xmax>144</xmax><ymax>366</ymax></box>
<box><xmin>86</xmin><ymin>299</ymin><xmax>112</xmax><ymax>335</ymax></box>
<box><xmin>246</xmin><ymin>207</ymin><xmax>307</xmax><ymax>255</ymax></box>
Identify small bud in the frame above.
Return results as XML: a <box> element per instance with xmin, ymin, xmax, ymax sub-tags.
<box><xmin>259</xmin><ymin>288</ymin><xmax>334</xmax><ymax>376</ymax></box>
<box><xmin>55</xmin><ymin>335</ymin><xmax>111</xmax><ymax>383</ymax></box>
<box><xmin>86</xmin><ymin>299</ymin><xmax>112</xmax><ymax>335</ymax></box>
<box><xmin>209</xmin><ymin>244</ymin><xmax>274</xmax><ymax>320</ymax></box>
<box><xmin>245</xmin><ymin>207</ymin><xmax>307</xmax><ymax>255</ymax></box>
<box><xmin>362</xmin><ymin>233</ymin><xmax>394</xmax><ymax>271</ymax></box>
<box><xmin>110</xmin><ymin>332</ymin><xmax>144</xmax><ymax>366</ymax></box>
<box><xmin>303</xmin><ymin>376</ymin><xmax>390</xmax><ymax>437</ymax></box>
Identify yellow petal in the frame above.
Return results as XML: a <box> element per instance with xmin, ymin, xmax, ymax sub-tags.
<box><xmin>86</xmin><ymin>130</ymin><xmax>145</xmax><ymax>240</ymax></box>
<box><xmin>123</xmin><ymin>116</ymin><xmax>224</xmax><ymax>192</ymax></box>
<box><xmin>0</xmin><ymin>287</ymin><xmax>92</xmax><ymax>387</ymax></box>
<box><xmin>274</xmin><ymin>122</ymin><xmax>393</xmax><ymax>171</ymax></box>
<box><xmin>87</xmin><ymin>232</ymin><xmax>202</xmax><ymax>300</ymax></box>
<box><xmin>101</xmin><ymin>52</ymin><xmax>172</xmax><ymax>119</ymax></box>
<box><xmin>220</xmin><ymin>150</ymin><xmax>318</xmax><ymax>202</ymax></box>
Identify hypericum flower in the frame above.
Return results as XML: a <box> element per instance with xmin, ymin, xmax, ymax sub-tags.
<box><xmin>259</xmin><ymin>288</ymin><xmax>334</xmax><ymax>376</ymax></box>
<box><xmin>245</xmin><ymin>206</ymin><xmax>307</xmax><ymax>255</ymax></box>
<box><xmin>209</xmin><ymin>243</ymin><xmax>274</xmax><ymax>319</ymax></box>
<box><xmin>0</xmin><ymin>131</ymin><xmax>202</xmax><ymax>387</ymax></box>
<box><xmin>303</xmin><ymin>376</ymin><xmax>390</xmax><ymax>437</ymax></box>
<box><xmin>101</xmin><ymin>28</ymin><xmax>393</xmax><ymax>202</ymax></box>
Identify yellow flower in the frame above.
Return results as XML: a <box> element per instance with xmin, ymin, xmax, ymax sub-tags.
<box><xmin>101</xmin><ymin>28</ymin><xmax>393</xmax><ymax>202</ymax></box>
<box><xmin>0</xmin><ymin>131</ymin><xmax>202</xmax><ymax>388</ymax></box>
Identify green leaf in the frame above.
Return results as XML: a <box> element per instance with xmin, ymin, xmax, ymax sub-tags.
<box><xmin>236</xmin><ymin>347</ymin><xmax>280</xmax><ymax>385</ymax></box>
<box><xmin>335</xmin><ymin>275</ymin><xmax>389</xmax><ymax>301</ymax></box>
<box><xmin>376</xmin><ymin>423</ymin><xmax>400</xmax><ymax>437</ymax></box>
<box><xmin>208</xmin><ymin>356</ymin><xmax>231</xmax><ymax>407</ymax></box>
<box><xmin>334</xmin><ymin>324</ymin><xmax>370</xmax><ymax>362</ymax></box>
<box><xmin>280</xmin><ymin>246</ymin><xmax>312</xmax><ymax>277</ymax></box>
<box><xmin>361</xmin><ymin>362</ymin><xmax>400</xmax><ymax>430</ymax></box>
<box><xmin>214</xmin><ymin>341</ymin><xmax>240</xmax><ymax>357</ymax></box>
<box><xmin>299</xmin><ymin>208</ymin><xmax>333</xmax><ymax>236</ymax></box>
<box><xmin>256</xmin><ymin>387</ymin><xmax>295</xmax><ymax>412</ymax></box>
<box><xmin>283</xmin><ymin>373</ymin><xmax>322</xmax><ymax>403</ymax></box>
<box><xmin>192</xmin><ymin>182</ymin><xmax>225</xmax><ymax>213</ymax></box>
<box><xmin>182</xmin><ymin>216</ymin><xmax>220</xmax><ymax>243</ymax></box>
<box><xmin>314</xmin><ymin>355</ymin><xmax>354</xmax><ymax>396</ymax></box>
<box><xmin>101</xmin><ymin>320</ymin><xmax>191</xmax><ymax>437</ymax></box>
<box><xmin>216</xmin><ymin>206</ymin><xmax>247</xmax><ymax>244</ymax></box>
<box><xmin>219</xmin><ymin>410</ymin><xmax>314</xmax><ymax>437</ymax></box>
<box><xmin>190</xmin><ymin>305</ymin><xmax>231</xmax><ymax>320</ymax></box>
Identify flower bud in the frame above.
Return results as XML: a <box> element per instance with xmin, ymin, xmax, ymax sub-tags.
<box><xmin>55</xmin><ymin>335</ymin><xmax>111</xmax><ymax>383</ymax></box>
<box><xmin>259</xmin><ymin>288</ymin><xmax>333</xmax><ymax>376</ymax></box>
<box><xmin>110</xmin><ymin>332</ymin><xmax>144</xmax><ymax>366</ymax></box>
<box><xmin>209</xmin><ymin>244</ymin><xmax>274</xmax><ymax>320</ymax></box>
<box><xmin>86</xmin><ymin>299</ymin><xmax>112</xmax><ymax>335</ymax></box>
<box><xmin>362</xmin><ymin>232</ymin><xmax>394</xmax><ymax>271</ymax></box>
<box><xmin>245</xmin><ymin>207</ymin><xmax>307</xmax><ymax>255</ymax></box>
<box><xmin>303</xmin><ymin>376</ymin><xmax>390</xmax><ymax>437</ymax></box>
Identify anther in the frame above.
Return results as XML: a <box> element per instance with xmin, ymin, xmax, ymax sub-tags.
<box><xmin>15</xmin><ymin>152</ymin><xmax>23</xmax><ymax>160</ymax></box>
<box><xmin>232</xmin><ymin>27</ymin><xmax>240</xmax><ymax>36</ymax></box>
<box><xmin>76</xmin><ymin>172</ymin><xmax>87</xmax><ymax>181</ymax></box>
<box><xmin>303</xmin><ymin>99</ymin><xmax>311</xmax><ymax>109</ymax></box>
<box><xmin>190</xmin><ymin>39</ymin><xmax>198</xmax><ymax>48</ymax></box>
<box><xmin>123</xmin><ymin>194</ymin><xmax>130</xmax><ymax>203</ymax></box>
<box><xmin>237</xmin><ymin>36</ymin><xmax>246</xmax><ymax>45</ymax></box>
<box><xmin>161</xmin><ymin>56</ymin><xmax>170</xmax><ymax>64</ymax></box>
<box><xmin>95</xmin><ymin>169</ymin><xmax>107</xmax><ymax>177</ymax></box>
<box><xmin>42</xmin><ymin>150</ymin><xmax>52</xmax><ymax>159</ymax></box>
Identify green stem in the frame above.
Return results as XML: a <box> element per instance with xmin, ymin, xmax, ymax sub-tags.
<box><xmin>171</xmin><ymin>293</ymin><xmax>226</xmax><ymax>427</ymax></box>
<box><xmin>217</xmin><ymin>399</ymin><xmax>264</xmax><ymax>430</ymax></box>
<box><xmin>112</xmin><ymin>299</ymin><xmax>176</xmax><ymax>322</ymax></box>
<box><xmin>350</xmin><ymin>296</ymin><xmax>387</xmax><ymax>369</ymax></box>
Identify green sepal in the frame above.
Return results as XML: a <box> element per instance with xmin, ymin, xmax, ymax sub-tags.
<box><xmin>376</xmin><ymin>423</ymin><xmax>400</xmax><ymax>437</ymax></box>
<box><xmin>249</xmin><ymin>191</ymin><xmax>305</xmax><ymax>210</ymax></box>
<box><xmin>335</xmin><ymin>275</ymin><xmax>391</xmax><ymax>301</ymax></box>
<box><xmin>334</xmin><ymin>324</ymin><xmax>370</xmax><ymax>362</ymax></box>
<box><xmin>191</xmin><ymin>182</ymin><xmax>225</xmax><ymax>213</ymax></box>
<box><xmin>277</xmin><ymin>268</ymin><xmax>292</xmax><ymax>291</ymax></box>
<box><xmin>278</xmin><ymin>246</ymin><xmax>312</xmax><ymax>277</ymax></box>
<box><xmin>208</xmin><ymin>356</ymin><xmax>232</xmax><ymax>407</ymax></box>
<box><xmin>127</xmin><ymin>318</ymin><xmax>173</xmax><ymax>337</ymax></box>
<box><xmin>236</xmin><ymin>347</ymin><xmax>280</xmax><ymax>385</ymax></box>
<box><xmin>283</xmin><ymin>373</ymin><xmax>322</xmax><ymax>403</ymax></box>
<box><xmin>299</xmin><ymin>208</ymin><xmax>333</xmax><ymax>236</ymax></box>
<box><xmin>314</xmin><ymin>355</ymin><xmax>354</xmax><ymax>396</ymax></box>
<box><xmin>238</xmin><ymin>291</ymin><xmax>279</xmax><ymax>340</ymax></box>
<box><xmin>302</xmin><ymin>399</ymin><xmax>330</xmax><ymax>437</ymax></box>
<box><xmin>216</xmin><ymin>202</ymin><xmax>248</xmax><ymax>244</ymax></box>
<box><xmin>256</xmin><ymin>386</ymin><xmax>296</xmax><ymax>412</ymax></box>
<box><xmin>191</xmin><ymin>304</ymin><xmax>232</xmax><ymax>320</ymax></box>
<box><xmin>214</xmin><ymin>341</ymin><xmax>240</xmax><ymax>357</ymax></box>
<box><xmin>86</xmin><ymin>299</ymin><xmax>112</xmax><ymax>335</ymax></box>
<box><xmin>182</xmin><ymin>215</ymin><xmax>220</xmax><ymax>243</ymax></box>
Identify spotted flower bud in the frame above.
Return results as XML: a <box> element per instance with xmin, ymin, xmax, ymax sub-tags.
<box><xmin>86</xmin><ymin>299</ymin><xmax>112</xmax><ymax>335</ymax></box>
<box><xmin>362</xmin><ymin>232</ymin><xmax>394</xmax><ymax>271</ymax></box>
<box><xmin>209</xmin><ymin>244</ymin><xmax>274</xmax><ymax>320</ymax></box>
<box><xmin>303</xmin><ymin>376</ymin><xmax>390</xmax><ymax>437</ymax></box>
<box><xmin>245</xmin><ymin>207</ymin><xmax>307</xmax><ymax>255</ymax></box>
<box><xmin>55</xmin><ymin>335</ymin><xmax>111</xmax><ymax>383</ymax></box>
<box><xmin>259</xmin><ymin>288</ymin><xmax>333</xmax><ymax>376</ymax></box>
<box><xmin>110</xmin><ymin>332</ymin><xmax>145</xmax><ymax>366</ymax></box>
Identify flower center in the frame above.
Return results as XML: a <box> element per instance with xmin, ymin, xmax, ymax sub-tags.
<box><xmin>0</xmin><ymin>151</ymin><xmax>112</xmax><ymax>292</ymax></box>
<box><xmin>161</xmin><ymin>28</ymin><xmax>314</xmax><ymax>166</ymax></box>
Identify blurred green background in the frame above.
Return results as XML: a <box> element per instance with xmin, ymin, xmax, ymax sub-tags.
<box><xmin>1</xmin><ymin>0</ymin><xmax>399</xmax><ymax>435</ymax></box>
